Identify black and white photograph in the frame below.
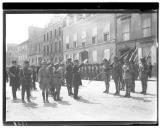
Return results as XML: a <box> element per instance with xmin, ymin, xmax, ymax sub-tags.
<box><xmin>3</xmin><ymin>3</ymin><xmax>158</xmax><ymax>126</ymax></box>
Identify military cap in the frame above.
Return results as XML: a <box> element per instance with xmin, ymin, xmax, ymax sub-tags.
<box><xmin>74</xmin><ymin>59</ymin><xmax>79</xmax><ymax>63</ymax></box>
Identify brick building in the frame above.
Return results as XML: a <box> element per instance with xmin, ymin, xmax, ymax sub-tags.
<box><xmin>63</xmin><ymin>14</ymin><xmax>116</xmax><ymax>63</ymax></box>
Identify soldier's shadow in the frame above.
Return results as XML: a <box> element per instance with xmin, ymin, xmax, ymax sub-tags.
<box><xmin>43</xmin><ymin>102</ymin><xmax>57</xmax><ymax>108</ymax></box>
<box><xmin>12</xmin><ymin>99</ymin><xmax>22</xmax><ymax>103</ymax></box>
<box><xmin>77</xmin><ymin>96</ymin><xmax>100</xmax><ymax>104</ymax></box>
<box><xmin>23</xmin><ymin>102</ymin><xmax>38</xmax><ymax>108</ymax></box>
<box><xmin>57</xmin><ymin>100</ymin><xmax>71</xmax><ymax>105</ymax></box>
<box><xmin>119</xmin><ymin>95</ymin><xmax>153</xmax><ymax>102</ymax></box>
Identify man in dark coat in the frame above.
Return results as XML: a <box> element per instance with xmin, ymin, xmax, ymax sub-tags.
<box><xmin>112</xmin><ymin>57</ymin><xmax>121</xmax><ymax>95</ymax></box>
<box><xmin>72</xmin><ymin>60</ymin><xmax>83</xmax><ymax>99</ymax></box>
<box><xmin>102</xmin><ymin>59</ymin><xmax>111</xmax><ymax>93</ymax></box>
<box><xmin>19</xmin><ymin>61</ymin><xmax>32</xmax><ymax>103</ymax></box>
<box><xmin>65</xmin><ymin>58</ymin><xmax>74</xmax><ymax>96</ymax></box>
<box><xmin>8</xmin><ymin>61</ymin><xmax>20</xmax><ymax>100</ymax></box>
<box><xmin>139</xmin><ymin>57</ymin><xmax>149</xmax><ymax>95</ymax></box>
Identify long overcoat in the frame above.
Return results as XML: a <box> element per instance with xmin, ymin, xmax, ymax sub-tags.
<box><xmin>72</xmin><ymin>65</ymin><xmax>82</xmax><ymax>87</ymax></box>
<box><xmin>38</xmin><ymin>67</ymin><xmax>51</xmax><ymax>90</ymax></box>
<box><xmin>9</xmin><ymin>66</ymin><xmax>20</xmax><ymax>88</ymax></box>
<box><xmin>53</xmin><ymin>67</ymin><xmax>64</xmax><ymax>91</ymax></box>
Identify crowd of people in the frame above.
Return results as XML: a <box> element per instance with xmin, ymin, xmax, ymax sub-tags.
<box><xmin>6</xmin><ymin>56</ymin><xmax>153</xmax><ymax>103</ymax></box>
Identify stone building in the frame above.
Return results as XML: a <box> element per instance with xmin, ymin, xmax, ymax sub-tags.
<box><xmin>42</xmin><ymin>16</ymin><xmax>64</xmax><ymax>63</ymax></box>
<box><xmin>6</xmin><ymin>44</ymin><xmax>18</xmax><ymax>67</ymax></box>
<box><xmin>17</xmin><ymin>40</ymin><xmax>29</xmax><ymax>66</ymax></box>
<box><xmin>63</xmin><ymin>14</ymin><xmax>116</xmax><ymax>63</ymax></box>
<box><xmin>28</xmin><ymin>26</ymin><xmax>44</xmax><ymax>66</ymax></box>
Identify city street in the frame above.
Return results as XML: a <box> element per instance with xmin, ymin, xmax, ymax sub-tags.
<box><xmin>6</xmin><ymin>79</ymin><xmax>157</xmax><ymax>121</ymax></box>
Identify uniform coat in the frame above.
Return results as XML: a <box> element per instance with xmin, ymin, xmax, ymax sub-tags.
<box><xmin>38</xmin><ymin>67</ymin><xmax>51</xmax><ymax>90</ymax></box>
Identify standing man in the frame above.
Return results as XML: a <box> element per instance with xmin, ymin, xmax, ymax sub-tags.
<box><xmin>102</xmin><ymin>59</ymin><xmax>111</xmax><ymax>94</ymax></box>
<box><xmin>53</xmin><ymin>63</ymin><xmax>64</xmax><ymax>101</ymax></box>
<box><xmin>38</xmin><ymin>61</ymin><xmax>51</xmax><ymax>103</ymax></box>
<box><xmin>72</xmin><ymin>60</ymin><xmax>84</xmax><ymax>99</ymax></box>
<box><xmin>139</xmin><ymin>57</ymin><xmax>149</xmax><ymax>95</ymax></box>
<box><xmin>112</xmin><ymin>57</ymin><xmax>121</xmax><ymax>95</ymax></box>
<box><xmin>8</xmin><ymin>60</ymin><xmax>20</xmax><ymax>100</ymax></box>
<box><xmin>122</xmin><ymin>59</ymin><xmax>132</xmax><ymax>97</ymax></box>
<box><xmin>65</xmin><ymin>58</ymin><xmax>74</xmax><ymax>96</ymax></box>
<box><xmin>19</xmin><ymin>61</ymin><xmax>32</xmax><ymax>103</ymax></box>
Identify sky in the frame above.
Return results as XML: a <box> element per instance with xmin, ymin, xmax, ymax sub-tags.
<box><xmin>6</xmin><ymin>14</ymin><xmax>56</xmax><ymax>45</ymax></box>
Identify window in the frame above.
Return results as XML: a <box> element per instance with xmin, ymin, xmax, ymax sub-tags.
<box><xmin>104</xmin><ymin>49</ymin><xmax>110</xmax><ymax>60</ymax></box>
<box><xmin>92</xmin><ymin>27</ymin><xmax>97</xmax><ymax>44</ymax></box>
<box><xmin>44</xmin><ymin>34</ymin><xmax>46</xmax><ymax>41</ymax></box>
<box><xmin>59</xmin><ymin>41</ymin><xmax>61</xmax><ymax>52</ymax></box>
<box><xmin>59</xmin><ymin>27</ymin><xmax>61</xmax><ymax>36</ymax></box>
<box><xmin>122</xmin><ymin>19</ymin><xmax>130</xmax><ymax>41</ymax></box>
<box><xmin>51</xmin><ymin>44</ymin><xmax>53</xmax><ymax>53</ymax></box>
<box><xmin>81</xmin><ymin>31</ymin><xmax>86</xmax><ymax>46</ymax></box>
<box><xmin>73</xmin><ymin>33</ymin><xmax>77</xmax><ymax>48</ymax></box>
<box><xmin>55</xmin><ymin>42</ymin><xmax>58</xmax><ymax>53</ymax></box>
<box><xmin>55</xmin><ymin>29</ymin><xmax>57</xmax><ymax>37</ymax></box>
<box><xmin>50</xmin><ymin>31</ymin><xmax>52</xmax><ymax>39</ymax></box>
<box><xmin>66</xmin><ymin>36</ymin><xmax>69</xmax><ymax>50</ymax></box>
<box><xmin>92</xmin><ymin>50</ymin><xmax>97</xmax><ymax>62</ymax></box>
<box><xmin>103</xmin><ymin>23</ymin><xmax>110</xmax><ymax>42</ymax></box>
<box><xmin>47</xmin><ymin>45</ymin><xmax>49</xmax><ymax>55</ymax></box>
<box><xmin>82</xmin><ymin>42</ymin><xmax>85</xmax><ymax>47</ymax></box>
<box><xmin>142</xmin><ymin>18</ymin><xmax>151</xmax><ymax>37</ymax></box>
<box><xmin>47</xmin><ymin>33</ymin><xmax>49</xmax><ymax>41</ymax></box>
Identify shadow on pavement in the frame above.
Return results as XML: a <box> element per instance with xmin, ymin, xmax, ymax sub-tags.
<box><xmin>43</xmin><ymin>102</ymin><xmax>57</xmax><ymax>108</ymax></box>
<box><xmin>134</xmin><ymin>92</ymin><xmax>157</xmax><ymax>97</ymax></box>
<box><xmin>57</xmin><ymin>100</ymin><xmax>71</xmax><ymax>105</ymax></box>
<box><xmin>12</xmin><ymin>99</ymin><xmax>22</xmax><ymax>103</ymax></box>
<box><xmin>77</xmin><ymin>96</ymin><xmax>100</xmax><ymax>104</ymax></box>
<box><xmin>23</xmin><ymin>102</ymin><xmax>38</xmax><ymax>108</ymax></box>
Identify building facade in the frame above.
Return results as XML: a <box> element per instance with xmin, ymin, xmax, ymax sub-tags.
<box><xmin>116</xmin><ymin>13</ymin><xmax>157</xmax><ymax>76</ymax></box>
<box><xmin>42</xmin><ymin>16</ymin><xmax>64</xmax><ymax>63</ymax></box>
<box><xmin>63</xmin><ymin>14</ymin><xmax>116</xmax><ymax>63</ymax></box>
<box><xmin>17</xmin><ymin>40</ymin><xmax>29</xmax><ymax>66</ymax></box>
<box><xmin>28</xmin><ymin>26</ymin><xmax>44</xmax><ymax>66</ymax></box>
<box><xmin>6</xmin><ymin>44</ymin><xmax>18</xmax><ymax>67</ymax></box>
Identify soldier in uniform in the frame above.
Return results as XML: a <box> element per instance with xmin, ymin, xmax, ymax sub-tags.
<box><xmin>8</xmin><ymin>60</ymin><xmax>20</xmax><ymax>100</ymax></box>
<box><xmin>102</xmin><ymin>59</ymin><xmax>111</xmax><ymax>93</ymax></box>
<box><xmin>112</xmin><ymin>57</ymin><xmax>121</xmax><ymax>95</ymax></box>
<box><xmin>65</xmin><ymin>58</ymin><xmax>73</xmax><ymax>96</ymax></box>
<box><xmin>122</xmin><ymin>59</ymin><xmax>133</xmax><ymax>97</ymax></box>
<box><xmin>53</xmin><ymin>63</ymin><xmax>64</xmax><ymax>101</ymax></box>
<box><xmin>72</xmin><ymin>60</ymin><xmax>84</xmax><ymax>99</ymax></box>
<box><xmin>38</xmin><ymin>61</ymin><xmax>51</xmax><ymax>103</ymax></box>
<box><xmin>139</xmin><ymin>57</ymin><xmax>149</xmax><ymax>95</ymax></box>
<box><xmin>19</xmin><ymin>61</ymin><xmax>32</xmax><ymax>103</ymax></box>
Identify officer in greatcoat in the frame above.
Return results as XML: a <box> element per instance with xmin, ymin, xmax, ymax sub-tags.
<box><xmin>8</xmin><ymin>60</ymin><xmax>20</xmax><ymax>100</ymax></box>
<box><xmin>19</xmin><ymin>61</ymin><xmax>32</xmax><ymax>103</ymax></box>
<box><xmin>53</xmin><ymin>63</ymin><xmax>64</xmax><ymax>101</ymax></box>
<box><xmin>139</xmin><ymin>57</ymin><xmax>149</xmax><ymax>95</ymax></box>
<box><xmin>122</xmin><ymin>59</ymin><xmax>133</xmax><ymax>97</ymax></box>
<box><xmin>65</xmin><ymin>58</ymin><xmax>74</xmax><ymax>96</ymax></box>
<box><xmin>112</xmin><ymin>56</ymin><xmax>121</xmax><ymax>95</ymax></box>
<box><xmin>102</xmin><ymin>59</ymin><xmax>111</xmax><ymax>93</ymax></box>
<box><xmin>38</xmin><ymin>61</ymin><xmax>51</xmax><ymax>103</ymax></box>
<box><xmin>72</xmin><ymin>60</ymin><xmax>84</xmax><ymax>99</ymax></box>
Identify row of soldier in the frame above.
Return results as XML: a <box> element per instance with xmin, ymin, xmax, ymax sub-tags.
<box><xmin>6</xmin><ymin>55</ymin><xmax>152</xmax><ymax>103</ymax></box>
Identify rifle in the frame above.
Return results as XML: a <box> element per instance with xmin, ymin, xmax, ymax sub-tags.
<box><xmin>129</xmin><ymin>47</ymin><xmax>137</xmax><ymax>62</ymax></box>
<box><xmin>146</xmin><ymin>51</ymin><xmax>151</xmax><ymax>61</ymax></box>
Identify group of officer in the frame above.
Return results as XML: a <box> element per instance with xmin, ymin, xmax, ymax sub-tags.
<box><xmin>7</xmin><ymin>55</ymin><xmax>151</xmax><ymax>103</ymax></box>
<box><xmin>102</xmin><ymin>56</ymin><xmax>150</xmax><ymax>97</ymax></box>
